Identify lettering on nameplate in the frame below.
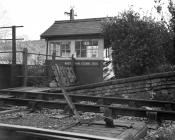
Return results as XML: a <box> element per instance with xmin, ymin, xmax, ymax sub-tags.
<box><xmin>75</xmin><ymin>62</ymin><xmax>81</xmax><ymax>65</ymax></box>
<box><xmin>81</xmin><ymin>62</ymin><xmax>90</xmax><ymax>65</ymax></box>
<box><xmin>91</xmin><ymin>62</ymin><xmax>98</xmax><ymax>65</ymax></box>
<box><xmin>64</xmin><ymin>62</ymin><xmax>72</xmax><ymax>65</ymax></box>
<box><xmin>75</xmin><ymin>61</ymin><xmax>99</xmax><ymax>66</ymax></box>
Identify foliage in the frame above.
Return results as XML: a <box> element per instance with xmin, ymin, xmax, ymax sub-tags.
<box><xmin>0</xmin><ymin>40</ymin><xmax>46</xmax><ymax>64</ymax></box>
<box><xmin>154</xmin><ymin>0</ymin><xmax>175</xmax><ymax>64</ymax></box>
<box><xmin>102</xmin><ymin>10</ymin><xmax>172</xmax><ymax>78</ymax></box>
<box><xmin>168</xmin><ymin>0</ymin><xmax>175</xmax><ymax>33</ymax></box>
<box><xmin>157</xmin><ymin>64</ymin><xmax>175</xmax><ymax>72</ymax></box>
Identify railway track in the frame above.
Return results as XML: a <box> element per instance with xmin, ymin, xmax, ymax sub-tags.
<box><xmin>0</xmin><ymin>71</ymin><xmax>174</xmax><ymax>139</ymax></box>
<box><xmin>1</xmin><ymin>90</ymin><xmax>175</xmax><ymax>110</ymax></box>
<box><xmin>0</xmin><ymin>89</ymin><xmax>175</xmax><ymax>121</ymax></box>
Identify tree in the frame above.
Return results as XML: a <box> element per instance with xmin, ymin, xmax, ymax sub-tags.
<box><xmin>102</xmin><ymin>10</ymin><xmax>171</xmax><ymax>78</ymax></box>
<box><xmin>0</xmin><ymin>4</ymin><xmax>11</xmax><ymax>40</ymax></box>
<box><xmin>154</xmin><ymin>0</ymin><xmax>175</xmax><ymax>64</ymax></box>
<box><xmin>167</xmin><ymin>0</ymin><xmax>175</xmax><ymax>63</ymax></box>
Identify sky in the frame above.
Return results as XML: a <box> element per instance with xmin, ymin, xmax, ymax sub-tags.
<box><xmin>0</xmin><ymin>0</ymin><xmax>169</xmax><ymax>40</ymax></box>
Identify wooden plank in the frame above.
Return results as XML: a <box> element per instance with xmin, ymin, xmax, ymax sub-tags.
<box><xmin>92</xmin><ymin>120</ymin><xmax>133</xmax><ymax>128</ymax></box>
<box><xmin>66</xmin><ymin>120</ymin><xmax>147</xmax><ymax>139</ymax></box>
<box><xmin>73</xmin><ymin>125</ymin><xmax>124</xmax><ymax>132</ymax></box>
<box><xmin>0</xmin><ymin>95</ymin><xmax>14</xmax><ymax>98</ymax></box>
<box><xmin>17</xmin><ymin>76</ymin><xmax>48</xmax><ymax>78</ymax></box>
<box><xmin>27</xmin><ymin>87</ymin><xmax>50</xmax><ymax>92</ymax></box>
<box><xmin>0</xmin><ymin>108</ymin><xmax>21</xmax><ymax>115</ymax></box>
<box><xmin>116</xmin><ymin>129</ymin><xmax>135</xmax><ymax>139</ymax></box>
<box><xmin>0</xmin><ymin>87</ymin><xmax>50</xmax><ymax>94</ymax></box>
<box><xmin>133</xmin><ymin>125</ymin><xmax>147</xmax><ymax>140</ymax></box>
<box><xmin>69</xmin><ymin>127</ymin><xmax>123</xmax><ymax>135</ymax></box>
<box><xmin>116</xmin><ymin>123</ymin><xmax>147</xmax><ymax>140</ymax></box>
<box><xmin>7</xmin><ymin>87</ymin><xmax>49</xmax><ymax>92</ymax></box>
<box><xmin>3</xmin><ymin>87</ymin><xmax>34</xmax><ymax>92</ymax></box>
<box><xmin>68</xmin><ymin>129</ymin><xmax>121</xmax><ymax>138</ymax></box>
<box><xmin>75</xmin><ymin>125</ymin><xmax>125</xmax><ymax>132</ymax></box>
<box><xmin>0</xmin><ymin>87</ymin><xmax>25</xmax><ymax>91</ymax></box>
<box><xmin>19</xmin><ymin>87</ymin><xmax>38</xmax><ymax>92</ymax></box>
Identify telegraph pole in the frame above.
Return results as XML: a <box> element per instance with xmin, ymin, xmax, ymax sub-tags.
<box><xmin>0</xmin><ymin>26</ymin><xmax>23</xmax><ymax>64</ymax></box>
<box><xmin>64</xmin><ymin>8</ymin><xmax>77</xmax><ymax>20</ymax></box>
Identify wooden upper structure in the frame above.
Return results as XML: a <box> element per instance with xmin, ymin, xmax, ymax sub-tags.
<box><xmin>40</xmin><ymin>17</ymin><xmax>106</xmax><ymax>84</ymax></box>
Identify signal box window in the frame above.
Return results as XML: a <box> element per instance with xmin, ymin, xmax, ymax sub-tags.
<box><xmin>61</xmin><ymin>42</ymin><xmax>71</xmax><ymax>57</ymax></box>
<box><xmin>49</xmin><ymin>41</ymin><xmax>71</xmax><ymax>57</ymax></box>
<box><xmin>75</xmin><ymin>40</ymin><xmax>98</xmax><ymax>58</ymax></box>
<box><xmin>49</xmin><ymin>42</ymin><xmax>60</xmax><ymax>56</ymax></box>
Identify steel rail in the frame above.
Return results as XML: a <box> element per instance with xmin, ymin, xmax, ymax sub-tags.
<box><xmin>2</xmin><ymin>90</ymin><xmax>175</xmax><ymax>110</ymax></box>
<box><xmin>0</xmin><ymin>123</ymin><xmax>119</xmax><ymax>140</ymax></box>
<box><xmin>0</xmin><ymin>97</ymin><xmax>175</xmax><ymax>120</ymax></box>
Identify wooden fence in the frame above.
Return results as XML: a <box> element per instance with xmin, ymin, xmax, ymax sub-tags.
<box><xmin>21</xmin><ymin>48</ymin><xmax>77</xmax><ymax>87</ymax></box>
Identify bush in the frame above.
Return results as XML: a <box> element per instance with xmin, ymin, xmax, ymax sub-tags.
<box><xmin>157</xmin><ymin>64</ymin><xmax>175</xmax><ymax>73</ymax></box>
<box><xmin>102</xmin><ymin>10</ymin><xmax>173</xmax><ymax>78</ymax></box>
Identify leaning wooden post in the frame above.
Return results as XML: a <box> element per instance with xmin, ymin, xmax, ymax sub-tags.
<box><xmin>52</xmin><ymin>64</ymin><xmax>80</xmax><ymax>118</ymax></box>
<box><xmin>23</xmin><ymin>48</ymin><xmax>28</xmax><ymax>87</ymax></box>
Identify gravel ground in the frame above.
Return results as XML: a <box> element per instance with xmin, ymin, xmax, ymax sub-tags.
<box><xmin>117</xmin><ymin>115</ymin><xmax>175</xmax><ymax>140</ymax></box>
<box><xmin>0</xmin><ymin>106</ymin><xmax>175</xmax><ymax>139</ymax></box>
<box><xmin>0</xmin><ymin>108</ymin><xmax>103</xmax><ymax>130</ymax></box>
<box><xmin>0</xmin><ymin>109</ymin><xmax>77</xmax><ymax>130</ymax></box>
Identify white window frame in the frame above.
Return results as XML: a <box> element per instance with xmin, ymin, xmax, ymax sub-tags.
<box><xmin>75</xmin><ymin>40</ymin><xmax>99</xmax><ymax>58</ymax></box>
<box><xmin>49</xmin><ymin>41</ymin><xmax>71</xmax><ymax>58</ymax></box>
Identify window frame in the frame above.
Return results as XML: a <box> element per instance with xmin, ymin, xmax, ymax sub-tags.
<box><xmin>49</xmin><ymin>41</ymin><xmax>71</xmax><ymax>57</ymax></box>
<box><xmin>75</xmin><ymin>40</ymin><xmax>99</xmax><ymax>58</ymax></box>
<box><xmin>60</xmin><ymin>41</ymin><xmax>71</xmax><ymax>57</ymax></box>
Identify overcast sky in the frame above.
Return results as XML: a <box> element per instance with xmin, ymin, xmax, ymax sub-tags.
<box><xmin>0</xmin><ymin>0</ymin><xmax>169</xmax><ymax>40</ymax></box>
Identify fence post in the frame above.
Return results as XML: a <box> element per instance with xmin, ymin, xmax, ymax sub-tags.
<box><xmin>71</xmin><ymin>54</ymin><xmax>76</xmax><ymax>71</ymax></box>
<box><xmin>52</xmin><ymin>51</ymin><xmax>56</xmax><ymax>65</ymax></box>
<box><xmin>12</xmin><ymin>26</ymin><xmax>16</xmax><ymax>64</ymax></box>
<box><xmin>23</xmin><ymin>48</ymin><xmax>28</xmax><ymax>87</ymax></box>
<box><xmin>46</xmin><ymin>51</ymin><xmax>56</xmax><ymax>82</ymax></box>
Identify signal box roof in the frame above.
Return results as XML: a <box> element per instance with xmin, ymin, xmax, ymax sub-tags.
<box><xmin>40</xmin><ymin>17</ymin><xmax>106</xmax><ymax>39</ymax></box>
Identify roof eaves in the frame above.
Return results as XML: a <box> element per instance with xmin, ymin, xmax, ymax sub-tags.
<box><xmin>41</xmin><ymin>33</ymin><xmax>104</xmax><ymax>40</ymax></box>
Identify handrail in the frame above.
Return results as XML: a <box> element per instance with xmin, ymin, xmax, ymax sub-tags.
<box><xmin>0</xmin><ymin>51</ymin><xmax>23</xmax><ymax>53</ymax></box>
<box><xmin>0</xmin><ymin>51</ymin><xmax>72</xmax><ymax>59</ymax></box>
<box><xmin>27</xmin><ymin>52</ymin><xmax>72</xmax><ymax>58</ymax></box>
